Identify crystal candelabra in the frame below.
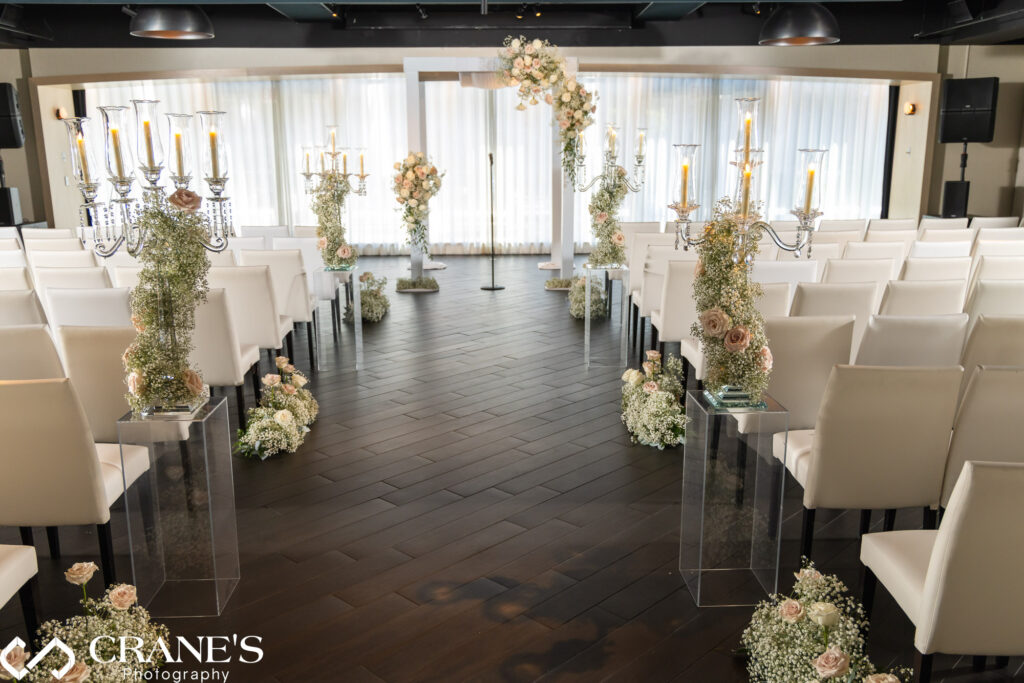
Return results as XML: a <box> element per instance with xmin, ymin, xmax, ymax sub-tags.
<box><xmin>573</xmin><ymin>124</ymin><xmax>646</xmax><ymax>193</ymax></box>
<box><xmin>302</xmin><ymin>129</ymin><xmax>370</xmax><ymax>197</ymax></box>
<box><xmin>65</xmin><ymin>101</ymin><xmax>233</xmax><ymax>258</ymax></box>
<box><xmin>670</xmin><ymin>98</ymin><xmax>826</xmax><ymax>262</ymax></box>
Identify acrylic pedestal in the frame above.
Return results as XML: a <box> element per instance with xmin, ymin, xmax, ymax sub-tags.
<box><xmin>117</xmin><ymin>396</ymin><xmax>239</xmax><ymax>618</ymax></box>
<box><xmin>582</xmin><ymin>263</ymin><xmax>629</xmax><ymax>368</ymax></box>
<box><xmin>679</xmin><ymin>390</ymin><xmax>788</xmax><ymax>607</ymax></box>
<box><xmin>317</xmin><ymin>265</ymin><xmax>363</xmax><ymax>370</ymax></box>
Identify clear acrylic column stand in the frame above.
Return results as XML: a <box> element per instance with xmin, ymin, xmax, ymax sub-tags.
<box><xmin>679</xmin><ymin>390</ymin><xmax>789</xmax><ymax>607</ymax></box>
<box><xmin>116</xmin><ymin>397</ymin><xmax>239</xmax><ymax>617</ymax></box>
<box><xmin>583</xmin><ymin>263</ymin><xmax>629</xmax><ymax>368</ymax></box>
<box><xmin>318</xmin><ymin>266</ymin><xmax>363</xmax><ymax>370</ymax></box>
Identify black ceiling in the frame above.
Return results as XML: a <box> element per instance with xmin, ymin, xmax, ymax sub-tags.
<box><xmin>2</xmin><ymin>0</ymin><xmax>1024</xmax><ymax>48</ymax></box>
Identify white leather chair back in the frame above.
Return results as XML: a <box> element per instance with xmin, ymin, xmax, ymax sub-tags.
<box><xmin>20</xmin><ymin>228</ymin><xmax>75</xmax><ymax>240</ymax></box>
<box><xmin>96</xmin><ymin>251</ymin><xmax>138</xmax><ymax>279</ymax></box>
<box><xmin>0</xmin><ymin>267</ymin><xmax>30</xmax><ymax>290</ymax></box>
<box><xmin>0</xmin><ymin>291</ymin><xmax>45</xmax><ymax>326</ymax></box>
<box><xmin>975</xmin><ymin>228</ymin><xmax>1024</xmax><ymax>243</ymax></box>
<box><xmin>918</xmin><ymin>461</ymin><xmax>1024</xmax><ymax>655</ymax></box>
<box><xmin>0</xmin><ymin>325</ymin><xmax>64</xmax><ymax>378</ymax></box>
<box><xmin>755</xmin><ymin>282</ymin><xmax>791</xmax><ymax>317</ymax></box>
<box><xmin>751</xmin><ymin>260</ymin><xmax>819</xmax><ymax>291</ymax></box>
<box><xmin>940</xmin><ymin>368</ymin><xmax>1024</xmax><ymax>508</ymax></box>
<box><xmin>965</xmin><ymin>280</ymin><xmax>1024</xmax><ymax>331</ymax></box>
<box><xmin>805</xmin><ymin>365</ymin><xmax>962</xmax><ymax>510</ymax></box>
<box><xmin>639</xmin><ymin>250</ymin><xmax>693</xmax><ymax>318</ymax></box>
<box><xmin>208</xmin><ymin>250</ymin><xmax>236</xmax><ymax>267</ymax></box>
<box><xmin>900</xmin><ymin>257</ymin><xmax>971</xmax><ymax>282</ymax></box>
<box><xmin>878</xmin><ymin>280</ymin><xmax>966</xmax><ymax>316</ymax></box>
<box><xmin>809</xmin><ymin>230</ymin><xmax>862</xmax><ymax>256</ymax></box>
<box><xmin>919</xmin><ymin>228</ymin><xmax>976</xmax><ymax>243</ymax></box>
<box><xmin>764</xmin><ymin>315</ymin><xmax>854</xmax><ymax>430</ymax></box>
<box><xmin>33</xmin><ymin>267</ymin><xmax>110</xmax><ymax>292</ymax></box>
<box><xmin>272</xmin><ymin>236</ymin><xmax>322</xmax><ymax>296</ymax></box>
<box><xmin>292</xmin><ymin>225</ymin><xmax>318</xmax><ymax>238</ymax></box>
<box><xmin>0</xmin><ymin>238</ymin><xmax>20</xmax><ymax>251</ymax></box>
<box><xmin>112</xmin><ymin>266</ymin><xmax>143</xmax><ymax>289</ymax></box>
<box><xmin>855</xmin><ymin>314</ymin><xmax>968</xmax><ymax>367</ymax></box>
<box><xmin>910</xmin><ymin>241</ymin><xmax>972</xmax><ymax>259</ymax></box>
<box><xmin>629</xmin><ymin>234</ymin><xmax>678</xmax><ymax>289</ymax></box>
<box><xmin>818</xmin><ymin>219</ymin><xmax>867</xmax><ymax>235</ymax></box>
<box><xmin>822</xmin><ymin>258</ymin><xmax>893</xmax><ymax>308</ymax></box>
<box><xmin>191</xmin><ymin>289</ymin><xmax>249</xmax><ymax>387</ymax></box>
<box><xmin>0</xmin><ymin>378</ymin><xmax>110</xmax><ymax>526</ymax></box>
<box><xmin>970</xmin><ymin>217</ymin><xmax>1019</xmax><ymax>229</ymax></box>
<box><xmin>971</xmin><ymin>240</ymin><xmax>1024</xmax><ymax>261</ymax></box>
<box><xmin>919</xmin><ymin>217</ymin><xmax>968</xmax><ymax>231</ymax></box>
<box><xmin>23</xmin><ymin>238</ymin><xmax>82</xmax><ymax>252</ymax></box>
<box><xmin>207</xmin><ymin>265</ymin><xmax>283</xmax><ymax>349</ymax></box>
<box><xmin>237</xmin><ymin>226</ymin><xmax>289</xmax><ymax>246</ymax></box>
<box><xmin>56</xmin><ymin>326</ymin><xmax>136</xmax><ymax>443</ymax></box>
<box><xmin>770</xmin><ymin>219</ymin><xmax>800</xmax><ymax>232</ymax></box>
<box><xmin>842</xmin><ymin>241</ymin><xmax>904</xmax><ymax>277</ymax></box>
<box><xmin>0</xmin><ymin>251</ymin><xmax>26</xmax><ymax>268</ymax></box>
<box><xmin>47</xmin><ymin>288</ymin><xmax>132</xmax><ymax>328</ymax></box>
<box><xmin>867</xmin><ymin>218</ymin><xmax>918</xmax><ymax>232</ymax></box>
<box><xmin>0</xmin><ymin>227</ymin><xmax>20</xmax><ymax>246</ymax></box>
<box><xmin>865</xmin><ymin>230</ymin><xmax>918</xmax><ymax>257</ymax></box>
<box><xmin>226</xmin><ymin>236</ymin><xmax>267</xmax><ymax>261</ymax></box>
<box><xmin>238</xmin><ymin>249</ymin><xmax>312</xmax><ymax>323</ymax></box>
<box><xmin>959</xmin><ymin>316</ymin><xmax>1024</xmax><ymax>404</ymax></box>
<box><xmin>780</xmin><ymin>242</ymin><xmax>839</xmax><ymax>263</ymax></box>
<box><xmin>790</xmin><ymin>282</ymin><xmax>876</xmax><ymax>361</ymax></box>
<box><xmin>655</xmin><ymin>260</ymin><xmax>698</xmax><ymax>341</ymax></box>
<box><xmin>620</xmin><ymin>222</ymin><xmax>661</xmax><ymax>263</ymax></box>
<box><xmin>28</xmin><ymin>250</ymin><xmax>96</xmax><ymax>272</ymax></box>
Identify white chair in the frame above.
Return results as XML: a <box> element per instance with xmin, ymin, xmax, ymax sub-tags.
<box><xmin>236</xmin><ymin>226</ymin><xmax>290</xmax><ymax>246</ymax></box>
<box><xmin>635</xmin><ymin>249</ymin><xmax>696</xmax><ymax>352</ymax></box>
<box><xmin>808</xmin><ymin>230</ymin><xmax>863</xmax><ymax>256</ymax></box>
<box><xmin>818</xmin><ymin>219</ymin><xmax>867</xmax><ymax>236</ymax></box>
<box><xmin>629</xmin><ymin>234</ymin><xmax>679</xmax><ymax>300</ymax></box>
<box><xmin>207</xmin><ymin>266</ymin><xmax>293</xmax><ymax>359</ymax></box>
<box><xmin>971</xmin><ymin>240</ymin><xmax>1024</xmax><ymax>261</ymax></box>
<box><xmin>909</xmin><ymin>241</ymin><xmax>972</xmax><ymax>259</ymax></box>
<box><xmin>20</xmin><ymin>228</ymin><xmax>75</xmax><ymax>240</ymax></box>
<box><xmin>750</xmin><ymin>261</ymin><xmax>819</xmax><ymax>300</ymax></box>
<box><xmin>0</xmin><ymin>238</ymin><xmax>20</xmax><ymax>251</ymax></box>
<box><xmin>919</xmin><ymin>217</ymin><xmax>969</xmax><ymax>231</ymax></box>
<box><xmin>650</xmin><ymin>261</ymin><xmax>699</xmax><ymax>379</ymax></box>
<box><xmin>292</xmin><ymin>225</ymin><xmax>318</xmax><ymax>238</ymax></box>
<box><xmin>900</xmin><ymin>257</ymin><xmax>971</xmax><ymax>282</ymax></box>
<box><xmin>33</xmin><ymin>266</ymin><xmax>109</xmax><ymax>291</ymax></box>
<box><xmin>0</xmin><ymin>325</ymin><xmax>64</xmax><ymax>379</ymax></box>
<box><xmin>958</xmin><ymin>316</ymin><xmax>1024</xmax><ymax>404</ymax></box>
<box><xmin>821</xmin><ymin>258</ymin><xmax>893</xmax><ymax>308</ymax></box>
<box><xmin>778</xmin><ymin>242</ymin><xmax>839</xmax><ymax>263</ymax></box>
<box><xmin>0</xmin><ymin>291</ymin><xmax>46</xmax><ymax>326</ymax></box>
<box><xmin>975</xmin><ymin>227</ymin><xmax>1024</xmax><ymax>243</ymax></box>
<box><xmin>970</xmin><ymin>216</ymin><xmax>1019</xmax><ymax>229</ymax></box>
<box><xmin>226</xmin><ymin>236</ymin><xmax>269</xmax><ymax>262</ymax></box>
<box><xmin>47</xmin><ymin>288</ymin><xmax>132</xmax><ymax>328</ymax></box>
<box><xmin>919</xmin><ymin>228</ymin><xmax>976</xmax><ymax>243</ymax></box>
<box><xmin>237</xmin><ymin>250</ymin><xmax>313</xmax><ymax>366</ymax></box>
<box><xmin>112</xmin><ymin>266</ymin><xmax>143</xmax><ymax>289</ymax></box>
<box><xmin>23</xmin><ymin>238</ymin><xmax>82</xmax><ymax>253</ymax></box>
<box><xmin>855</xmin><ymin>314</ymin><xmax>968</xmax><ymax>367</ymax></box>
<box><xmin>27</xmin><ymin>249</ymin><xmax>96</xmax><ymax>268</ymax></box>
<box><xmin>940</xmin><ymin>367</ymin><xmax>1024</xmax><ymax>508</ymax></box>
<box><xmin>0</xmin><ymin>250</ymin><xmax>26</xmax><ymax>268</ymax></box>
<box><xmin>790</xmin><ymin>282</ymin><xmax>876</xmax><ymax>360</ymax></box>
<box><xmin>95</xmin><ymin>250</ymin><xmax>137</xmax><ymax>279</ymax></box>
<box><xmin>0</xmin><ymin>226</ymin><xmax>21</xmax><ymax>247</ymax></box>
<box><xmin>271</xmin><ymin>236</ymin><xmax>323</xmax><ymax>296</ymax></box>
<box><xmin>54</xmin><ymin>326</ymin><xmax>136</xmax><ymax>443</ymax></box>
<box><xmin>208</xmin><ymin>250</ymin><xmax>235</xmax><ymax>267</ymax></box>
<box><xmin>0</xmin><ymin>544</ymin><xmax>39</xmax><ymax>638</ymax></box>
<box><xmin>865</xmin><ymin>229</ymin><xmax>918</xmax><ymax>257</ymax></box>
<box><xmin>861</xmin><ymin>461</ymin><xmax>1024</xmax><ymax>682</ymax></box>
<box><xmin>964</xmin><ymin>280</ymin><xmax>1024</xmax><ymax>331</ymax></box>
<box><xmin>755</xmin><ymin>283</ymin><xmax>791</xmax><ymax>317</ymax></box>
<box><xmin>192</xmin><ymin>289</ymin><xmax>261</xmax><ymax>428</ymax></box>
<box><xmin>842</xmin><ymin>241</ymin><xmax>904</xmax><ymax>278</ymax></box>
<box><xmin>878</xmin><ymin>280</ymin><xmax>966</xmax><ymax>316</ymax></box>
<box><xmin>967</xmin><ymin>255</ymin><xmax>1024</xmax><ymax>300</ymax></box>
<box><xmin>770</xmin><ymin>220</ymin><xmax>800</xmax><ymax>232</ymax></box>
<box><xmin>793</xmin><ymin>365</ymin><xmax>962</xmax><ymax>560</ymax></box>
<box><xmin>0</xmin><ymin>267</ymin><xmax>31</xmax><ymax>291</ymax></box>
<box><xmin>867</xmin><ymin>218</ymin><xmax>918</xmax><ymax>232</ymax></box>
<box><xmin>0</xmin><ymin>378</ymin><xmax>149</xmax><ymax>587</ymax></box>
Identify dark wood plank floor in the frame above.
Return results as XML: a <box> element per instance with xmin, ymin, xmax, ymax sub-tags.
<box><xmin>3</xmin><ymin>255</ymin><xmax>1023</xmax><ymax>681</ymax></box>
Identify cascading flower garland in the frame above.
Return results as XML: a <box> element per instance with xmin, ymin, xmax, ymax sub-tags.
<box><xmin>313</xmin><ymin>168</ymin><xmax>357</xmax><ymax>269</ymax></box>
<box><xmin>498</xmin><ymin>36</ymin><xmax>596</xmax><ymax>184</ymax></box>
<box><xmin>691</xmin><ymin>198</ymin><xmax>772</xmax><ymax>401</ymax></box>
<box><xmin>393</xmin><ymin>151</ymin><xmax>443</xmax><ymax>259</ymax></box>
<box><xmin>586</xmin><ymin>166</ymin><xmax>629</xmax><ymax>267</ymax></box>
<box><xmin>235</xmin><ymin>356</ymin><xmax>319</xmax><ymax>460</ymax></box>
<box><xmin>122</xmin><ymin>189</ymin><xmax>211</xmax><ymax>414</ymax></box>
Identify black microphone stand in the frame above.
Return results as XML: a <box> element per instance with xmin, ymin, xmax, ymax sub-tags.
<box><xmin>481</xmin><ymin>152</ymin><xmax>504</xmax><ymax>291</ymax></box>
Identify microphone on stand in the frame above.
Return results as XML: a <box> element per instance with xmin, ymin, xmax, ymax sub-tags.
<box><xmin>481</xmin><ymin>152</ymin><xmax>505</xmax><ymax>291</ymax></box>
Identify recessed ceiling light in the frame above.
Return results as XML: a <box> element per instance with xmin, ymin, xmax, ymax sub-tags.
<box><xmin>758</xmin><ymin>3</ymin><xmax>839</xmax><ymax>46</ymax></box>
<box><xmin>129</xmin><ymin>5</ymin><xmax>214</xmax><ymax>40</ymax></box>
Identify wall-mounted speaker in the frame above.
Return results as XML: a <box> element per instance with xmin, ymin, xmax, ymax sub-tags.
<box><xmin>939</xmin><ymin>77</ymin><xmax>998</xmax><ymax>144</ymax></box>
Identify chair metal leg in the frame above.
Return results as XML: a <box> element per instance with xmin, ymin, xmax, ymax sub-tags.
<box><xmin>658</xmin><ymin>341</ymin><xmax>666</xmax><ymax>359</ymax></box>
<box><xmin>235</xmin><ymin>384</ymin><xmax>246</xmax><ymax>428</ymax></box>
<box><xmin>972</xmin><ymin>656</ymin><xmax>986</xmax><ymax>672</ymax></box>
<box><xmin>18</xmin><ymin>527</ymin><xmax>33</xmax><ymax>547</ymax></box>
<box><xmin>250</xmin><ymin>366</ymin><xmax>262</xmax><ymax>405</ymax></box>
<box><xmin>45</xmin><ymin>527</ymin><xmax>60</xmax><ymax>559</ymax></box>
<box><xmin>923</xmin><ymin>507</ymin><xmax>938</xmax><ymax>530</ymax></box>
<box><xmin>682</xmin><ymin>357</ymin><xmax>690</xmax><ymax>391</ymax></box>
<box><xmin>995</xmin><ymin>656</ymin><xmax>1009</xmax><ymax>668</ymax></box>
<box><xmin>306</xmin><ymin>321</ymin><xmax>316</xmax><ymax>372</ymax></box>
<box><xmin>286</xmin><ymin>330</ymin><xmax>296</xmax><ymax>362</ymax></box>
<box><xmin>97</xmin><ymin>522</ymin><xmax>116</xmax><ymax>588</ymax></box>
<box><xmin>913</xmin><ymin>652</ymin><xmax>932</xmax><ymax>683</ymax></box>
<box><xmin>638</xmin><ymin>318</ymin><xmax>645</xmax><ymax>359</ymax></box>
<box><xmin>883</xmin><ymin>508</ymin><xmax>897</xmax><ymax>532</ymax></box>
<box><xmin>859</xmin><ymin>509</ymin><xmax>872</xmax><ymax>536</ymax></box>
<box><xmin>862</xmin><ymin>566</ymin><xmax>877</xmax><ymax>621</ymax></box>
<box><xmin>18</xmin><ymin>578</ymin><xmax>38</xmax><ymax>639</ymax></box>
<box><xmin>800</xmin><ymin>507</ymin><xmax>816</xmax><ymax>561</ymax></box>
<box><xmin>651</xmin><ymin>325</ymin><xmax>659</xmax><ymax>351</ymax></box>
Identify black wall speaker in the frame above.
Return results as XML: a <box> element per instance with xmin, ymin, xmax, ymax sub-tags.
<box><xmin>939</xmin><ymin>77</ymin><xmax>998</xmax><ymax>144</ymax></box>
<box><xmin>0</xmin><ymin>84</ymin><xmax>23</xmax><ymax>150</ymax></box>
<box><xmin>0</xmin><ymin>187</ymin><xmax>22</xmax><ymax>225</ymax></box>
<box><xmin>942</xmin><ymin>180</ymin><xmax>970</xmax><ymax>219</ymax></box>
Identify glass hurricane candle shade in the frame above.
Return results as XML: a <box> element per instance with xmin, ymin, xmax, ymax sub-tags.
<box><xmin>197</xmin><ymin>110</ymin><xmax>228</xmax><ymax>182</ymax></box>
<box><xmin>795</xmin><ymin>148</ymin><xmax>827</xmax><ymax>215</ymax></box>
<box><xmin>605</xmin><ymin>123</ymin><xmax>620</xmax><ymax>159</ymax></box>
<box><xmin>732</xmin><ymin>148</ymin><xmax>765</xmax><ymax>224</ymax></box>
<box><xmin>735</xmin><ymin>97</ymin><xmax>762</xmax><ymax>168</ymax></box>
<box><xmin>673</xmin><ymin>143</ymin><xmax>700</xmax><ymax>212</ymax></box>
<box><xmin>635</xmin><ymin>128</ymin><xmax>647</xmax><ymax>160</ymax></box>
<box><xmin>98</xmin><ymin>105</ymin><xmax>134</xmax><ymax>188</ymax></box>
<box><xmin>165</xmin><ymin>113</ymin><xmax>193</xmax><ymax>188</ymax></box>
<box><xmin>131</xmin><ymin>99</ymin><xmax>163</xmax><ymax>178</ymax></box>
<box><xmin>62</xmin><ymin>117</ymin><xmax>98</xmax><ymax>197</ymax></box>
<box><xmin>326</xmin><ymin>125</ymin><xmax>339</xmax><ymax>158</ymax></box>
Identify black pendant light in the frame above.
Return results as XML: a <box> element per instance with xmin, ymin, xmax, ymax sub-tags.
<box><xmin>129</xmin><ymin>6</ymin><xmax>215</xmax><ymax>40</ymax></box>
<box><xmin>759</xmin><ymin>3</ymin><xmax>840</xmax><ymax>46</ymax></box>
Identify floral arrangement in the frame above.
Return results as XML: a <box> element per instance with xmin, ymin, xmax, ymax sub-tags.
<box><xmin>568</xmin><ymin>275</ymin><xmax>606</xmax><ymax>320</ymax></box>
<box><xmin>742</xmin><ymin>561</ymin><xmax>912</xmax><ymax>682</ymax></box>
<box><xmin>123</xmin><ymin>189</ymin><xmax>210</xmax><ymax>414</ymax></box>
<box><xmin>313</xmin><ymin>168</ymin><xmax>357</xmax><ymax>269</ymax></box>
<box><xmin>396</xmin><ymin>276</ymin><xmax>440</xmax><ymax>292</ymax></box>
<box><xmin>621</xmin><ymin>350</ymin><xmax>687</xmax><ymax>449</ymax></box>
<box><xmin>345</xmin><ymin>271</ymin><xmax>390</xmax><ymax>323</ymax></box>
<box><xmin>498</xmin><ymin>36</ymin><xmax>596</xmax><ymax>184</ymax></box>
<box><xmin>691</xmin><ymin>198</ymin><xmax>772</xmax><ymax>401</ymax></box>
<box><xmin>544</xmin><ymin>277</ymin><xmax>573</xmax><ymax>290</ymax></box>
<box><xmin>393</xmin><ymin>152</ymin><xmax>443</xmax><ymax>259</ymax></box>
<box><xmin>235</xmin><ymin>356</ymin><xmax>319</xmax><ymax>460</ymax></box>
<box><xmin>587</xmin><ymin>166</ymin><xmax>629</xmax><ymax>267</ymax></box>
<box><xmin>7</xmin><ymin>562</ymin><xmax>170</xmax><ymax>681</ymax></box>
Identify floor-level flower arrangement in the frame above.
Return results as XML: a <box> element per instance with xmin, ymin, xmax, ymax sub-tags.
<box><xmin>741</xmin><ymin>561</ymin><xmax>912</xmax><ymax>682</ymax></box>
<box><xmin>621</xmin><ymin>350</ymin><xmax>687</xmax><ymax>449</ymax></box>
<box><xmin>235</xmin><ymin>356</ymin><xmax>319</xmax><ymax>460</ymax></box>
<box><xmin>568</xmin><ymin>275</ymin><xmax>607</xmax><ymax>319</ymax></box>
<box><xmin>346</xmin><ymin>271</ymin><xmax>391</xmax><ymax>322</ymax></box>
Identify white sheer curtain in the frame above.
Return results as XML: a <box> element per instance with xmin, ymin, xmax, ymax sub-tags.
<box><xmin>85</xmin><ymin>70</ymin><xmax>889</xmax><ymax>253</ymax></box>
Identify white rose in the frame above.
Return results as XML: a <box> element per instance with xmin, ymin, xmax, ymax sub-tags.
<box><xmin>408</xmin><ymin>198</ymin><xmax>419</xmax><ymax>207</ymax></box>
<box><xmin>273</xmin><ymin>410</ymin><xmax>294</xmax><ymax>427</ymax></box>
<box><xmin>510</xmin><ymin>38</ymin><xmax>521</xmax><ymax>50</ymax></box>
<box><xmin>808</xmin><ymin>602</ymin><xmax>841</xmax><ymax>628</ymax></box>
<box><xmin>532</xmin><ymin>38</ymin><xmax>542</xmax><ymax>50</ymax></box>
<box><xmin>405</xmin><ymin>170</ymin><xmax>414</xmax><ymax>180</ymax></box>
<box><xmin>574</xmin><ymin>110</ymin><xmax>583</xmax><ymax>120</ymax></box>
<box><xmin>561</xmin><ymin>93</ymin><xmax>571</xmax><ymax>103</ymax></box>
